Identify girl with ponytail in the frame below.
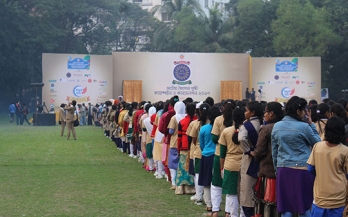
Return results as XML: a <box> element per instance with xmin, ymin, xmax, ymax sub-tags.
<box><xmin>219</xmin><ymin>107</ymin><xmax>245</xmax><ymax>216</ymax></box>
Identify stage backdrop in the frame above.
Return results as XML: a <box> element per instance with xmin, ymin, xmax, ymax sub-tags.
<box><xmin>42</xmin><ymin>53</ymin><xmax>113</xmax><ymax>110</ymax></box>
<box><xmin>42</xmin><ymin>53</ymin><xmax>321</xmax><ymax>109</ymax></box>
<box><xmin>112</xmin><ymin>52</ymin><xmax>250</xmax><ymax>102</ymax></box>
<box><xmin>252</xmin><ymin>57</ymin><xmax>321</xmax><ymax>103</ymax></box>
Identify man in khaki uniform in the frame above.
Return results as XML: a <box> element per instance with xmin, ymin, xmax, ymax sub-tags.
<box><xmin>59</xmin><ymin>103</ymin><xmax>66</xmax><ymax>137</ymax></box>
<box><xmin>64</xmin><ymin>100</ymin><xmax>77</xmax><ymax>140</ymax></box>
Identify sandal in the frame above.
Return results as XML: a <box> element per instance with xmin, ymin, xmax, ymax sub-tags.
<box><xmin>206</xmin><ymin>211</ymin><xmax>218</xmax><ymax>217</ymax></box>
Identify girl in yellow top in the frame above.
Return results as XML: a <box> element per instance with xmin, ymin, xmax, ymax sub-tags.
<box><xmin>219</xmin><ymin>107</ymin><xmax>245</xmax><ymax>217</ymax></box>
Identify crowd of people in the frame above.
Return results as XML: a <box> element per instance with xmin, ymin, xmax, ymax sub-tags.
<box><xmin>58</xmin><ymin>95</ymin><xmax>348</xmax><ymax>217</ymax></box>
<box><xmin>8</xmin><ymin>101</ymin><xmax>31</xmax><ymax>125</ymax></box>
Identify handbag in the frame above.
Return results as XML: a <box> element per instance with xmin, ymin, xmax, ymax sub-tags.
<box><xmin>74</xmin><ymin>113</ymin><xmax>79</xmax><ymax>127</ymax></box>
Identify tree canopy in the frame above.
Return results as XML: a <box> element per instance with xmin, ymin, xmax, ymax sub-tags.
<box><xmin>1</xmin><ymin>0</ymin><xmax>347</xmax><ymax>110</ymax></box>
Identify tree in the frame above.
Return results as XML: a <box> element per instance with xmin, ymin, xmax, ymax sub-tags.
<box><xmin>150</xmin><ymin>0</ymin><xmax>204</xmax><ymax>21</ymax></box>
<box><xmin>172</xmin><ymin>7</ymin><xmax>207</xmax><ymax>52</ymax></box>
<box><xmin>229</xmin><ymin>0</ymin><xmax>278</xmax><ymax>57</ymax></box>
<box><xmin>272</xmin><ymin>0</ymin><xmax>341</xmax><ymax>57</ymax></box>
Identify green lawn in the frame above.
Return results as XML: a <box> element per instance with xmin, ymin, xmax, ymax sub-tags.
<box><xmin>0</xmin><ymin>114</ymin><xmax>219</xmax><ymax>217</ymax></box>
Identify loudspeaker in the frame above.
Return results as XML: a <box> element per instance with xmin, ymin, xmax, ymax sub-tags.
<box><xmin>32</xmin><ymin>113</ymin><xmax>56</xmax><ymax>126</ymax></box>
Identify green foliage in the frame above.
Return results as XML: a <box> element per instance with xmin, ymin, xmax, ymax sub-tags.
<box><xmin>1</xmin><ymin>0</ymin><xmax>348</xmax><ymax>107</ymax></box>
<box><xmin>272</xmin><ymin>0</ymin><xmax>342</xmax><ymax>57</ymax></box>
<box><xmin>230</xmin><ymin>0</ymin><xmax>278</xmax><ymax>56</ymax></box>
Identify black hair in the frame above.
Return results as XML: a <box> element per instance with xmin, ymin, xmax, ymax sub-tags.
<box><xmin>325</xmin><ymin>116</ymin><xmax>346</xmax><ymax>144</ymax></box>
<box><xmin>232</xmin><ymin>107</ymin><xmax>246</xmax><ymax>144</ymax></box>
<box><xmin>139</xmin><ymin>101</ymin><xmax>146</xmax><ymax>109</ymax></box>
<box><xmin>60</xmin><ymin>103</ymin><xmax>65</xmax><ymax>108</ymax></box>
<box><xmin>246</xmin><ymin>101</ymin><xmax>263</xmax><ymax>124</ymax></box>
<box><xmin>208</xmin><ymin>106</ymin><xmax>221</xmax><ymax>125</ymax></box>
<box><xmin>285</xmin><ymin>96</ymin><xmax>307</xmax><ymax>121</ymax></box>
<box><xmin>205</xmin><ymin>97</ymin><xmax>215</xmax><ymax>107</ymax></box>
<box><xmin>112</xmin><ymin>105</ymin><xmax>117</xmax><ymax>110</ymax></box>
<box><xmin>330</xmin><ymin>103</ymin><xmax>348</xmax><ymax>124</ymax></box>
<box><xmin>162</xmin><ymin>100</ymin><xmax>170</xmax><ymax>114</ymax></box>
<box><xmin>156</xmin><ymin>101</ymin><xmax>164</xmax><ymax>111</ymax></box>
<box><xmin>222</xmin><ymin>100</ymin><xmax>235</xmax><ymax>127</ymax></box>
<box><xmin>186</xmin><ymin>103</ymin><xmax>196</xmax><ymax>119</ymax></box>
<box><xmin>309</xmin><ymin>99</ymin><xmax>317</xmax><ymax>106</ymax></box>
<box><xmin>327</xmin><ymin>100</ymin><xmax>336</xmax><ymax>107</ymax></box>
<box><xmin>316</xmin><ymin>103</ymin><xmax>330</xmax><ymax>134</ymax></box>
<box><xmin>105</xmin><ymin>101</ymin><xmax>112</xmax><ymax>106</ymax></box>
<box><xmin>145</xmin><ymin>103</ymin><xmax>152</xmax><ymax>113</ymax></box>
<box><xmin>323</xmin><ymin>98</ymin><xmax>330</xmax><ymax>104</ymax></box>
<box><xmin>309</xmin><ymin>104</ymin><xmax>318</xmax><ymax>123</ymax></box>
<box><xmin>236</xmin><ymin>100</ymin><xmax>243</xmax><ymax>108</ymax></box>
<box><xmin>170</xmin><ymin>95</ymin><xmax>179</xmax><ymax>106</ymax></box>
<box><xmin>183</xmin><ymin>97</ymin><xmax>193</xmax><ymax>105</ymax></box>
<box><xmin>266</xmin><ymin>102</ymin><xmax>284</xmax><ymax>123</ymax></box>
<box><xmin>121</xmin><ymin>101</ymin><xmax>127</xmax><ymax>108</ymax></box>
<box><xmin>127</xmin><ymin>103</ymin><xmax>136</xmax><ymax>116</ymax></box>
<box><xmin>199</xmin><ymin>103</ymin><xmax>210</xmax><ymax>126</ymax></box>
<box><xmin>72</xmin><ymin>100</ymin><xmax>77</xmax><ymax>106</ymax></box>
<box><xmin>337</xmin><ymin>98</ymin><xmax>348</xmax><ymax>109</ymax></box>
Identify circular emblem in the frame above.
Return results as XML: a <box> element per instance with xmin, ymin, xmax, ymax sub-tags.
<box><xmin>73</xmin><ymin>86</ymin><xmax>83</xmax><ymax>97</ymax></box>
<box><xmin>173</xmin><ymin>64</ymin><xmax>190</xmax><ymax>81</ymax></box>
<box><xmin>274</xmin><ymin>75</ymin><xmax>279</xmax><ymax>80</ymax></box>
<box><xmin>281</xmin><ymin>87</ymin><xmax>294</xmax><ymax>98</ymax></box>
<box><xmin>66</xmin><ymin>72</ymin><xmax>71</xmax><ymax>78</ymax></box>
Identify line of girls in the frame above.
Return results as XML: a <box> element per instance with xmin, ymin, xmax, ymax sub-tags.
<box><xmin>98</xmin><ymin>95</ymin><xmax>348</xmax><ymax>217</ymax></box>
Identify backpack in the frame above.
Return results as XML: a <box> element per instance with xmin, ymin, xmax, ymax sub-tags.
<box><xmin>158</xmin><ymin>110</ymin><xmax>175</xmax><ymax>135</ymax></box>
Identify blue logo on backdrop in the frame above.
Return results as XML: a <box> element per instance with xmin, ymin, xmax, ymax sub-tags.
<box><xmin>67</xmin><ymin>55</ymin><xmax>90</xmax><ymax>70</ymax></box>
<box><xmin>276</xmin><ymin>58</ymin><xmax>298</xmax><ymax>72</ymax></box>
<box><xmin>73</xmin><ymin>86</ymin><xmax>83</xmax><ymax>97</ymax></box>
<box><xmin>173</xmin><ymin>64</ymin><xmax>191</xmax><ymax>81</ymax></box>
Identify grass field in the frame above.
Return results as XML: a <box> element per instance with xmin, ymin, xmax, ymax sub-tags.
<box><xmin>0</xmin><ymin>114</ymin><xmax>223</xmax><ymax>217</ymax></box>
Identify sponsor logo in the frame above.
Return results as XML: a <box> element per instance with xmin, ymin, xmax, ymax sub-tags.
<box><xmin>67</xmin><ymin>55</ymin><xmax>90</xmax><ymax>70</ymax></box>
<box><xmin>257</xmin><ymin>82</ymin><xmax>265</xmax><ymax>85</ymax></box>
<box><xmin>60</xmin><ymin>78</ymin><xmax>66</xmax><ymax>82</ymax></box>
<box><xmin>276</xmin><ymin>58</ymin><xmax>298</xmax><ymax>72</ymax></box>
<box><xmin>50</xmin><ymin>89</ymin><xmax>57</xmax><ymax>93</ymax></box>
<box><xmin>274</xmin><ymin>75</ymin><xmax>279</xmax><ymax>80</ymax></box>
<box><xmin>66</xmin><ymin>73</ymin><xmax>71</xmax><ymax>78</ymax></box>
<box><xmin>99</xmin><ymin>80</ymin><xmax>107</xmax><ymax>84</ymax></box>
<box><xmin>84</xmin><ymin>74</ymin><xmax>91</xmax><ymax>77</ymax></box>
<box><xmin>292</xmin><ymin>76</ymin><xmax>299</xmax><ymax>80</ymax></box>
<box><xmin>296</xmin><ymin>80</ymin><xmax>300</xmax><ymax>84</ymax></box>
<box><xmin>48</xmin><ymin>80</ymin><xmax>56</xmax><ymax>82</ymax></box>
<box><xmin>50</xmin><ymin>99</ymin><xmax>55</xmax><ymax>103</ymax></box>
<box><xmin>50</xmin><ymin>83</ymin><xmax>55</xmax><ymax>87</ymax></box>
<box><xmin>88</xmin><ymin>79</ymin><xmax>92</xmax><ymax>83</ymax></box>
<box><xmin>281</xmin><ymin>76</ymin><xmax>290</xmax><ymax>79</ymax></box>
<box><xmin>73</xmin><ymin>86</ymin><xmax>87</xmax><ymax>97</ymax></box>
<box><xmin>281</xmin><ymin>87</ymin><xmax>295</xmax><ymax>98</ymax></box>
